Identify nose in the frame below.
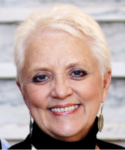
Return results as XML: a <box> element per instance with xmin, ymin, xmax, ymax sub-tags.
<box><xmin>51</xmin><ymin>75</ymin><xmax>73</xmax><ymax>100</ymax></box>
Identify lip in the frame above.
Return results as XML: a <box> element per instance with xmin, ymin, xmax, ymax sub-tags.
<box><xmin>48</xmin><ymin>104</ymin><xmax>81</xmax><ymax>116</ymax></box>
<box><xmin>50</xmin><ymin>103</ymin><xmax>79</xmax><ymax>108</ymax></box>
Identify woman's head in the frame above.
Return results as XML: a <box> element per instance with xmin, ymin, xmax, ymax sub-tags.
<box><xmin>15</xmin><ymin>4</ymin><xmax>112</xmax><ymax>141</ymax></box>
<box><xmin>14</xmin><ymin>4</ymin><xmax>111</xmax><ymax>81</ymax></box>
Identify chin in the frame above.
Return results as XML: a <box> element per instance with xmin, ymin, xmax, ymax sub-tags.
<box><xmin>49</xmin><ymin>122</ymin><xmax>85</xmax><ymax>142</ymax></box>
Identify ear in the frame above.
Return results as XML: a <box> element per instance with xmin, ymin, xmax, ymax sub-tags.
<box><xmin>16</xmin><ymin>79</ymin><xmax>27</xmax><ymax>105</ymax></box>
<box><xmin>102</xmin><ymin>69</ymin><xmax>112</xmax><ymax>103</ymax></box>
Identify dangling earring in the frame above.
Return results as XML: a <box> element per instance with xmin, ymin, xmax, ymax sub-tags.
<box><xmin>30</xmin><ymin>114</ymin><xmax>36</xmax><ymax>150</ymax></box>
<box><xmin>98</xmin><ymin>104</ymin><xmax>104</xmax><ymax>132</ymax></box>
<box><xmin>30</xmin><ymin>114</ymin><xmax>33</xmax><ymax>138</ymax></box>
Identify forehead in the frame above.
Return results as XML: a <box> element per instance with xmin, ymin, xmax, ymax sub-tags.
<box><xmin>24</xmin><ymin>30</ymin><xmax>97</xmax><ymax>72</ymax></box>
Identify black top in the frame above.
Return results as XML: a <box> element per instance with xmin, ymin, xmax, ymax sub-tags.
<box><xmin>0</xmin><ymin>140</ymin><xmax>2</xmax><ymax>150</ymax></box>
<box><xmin>9</xmin><ymin>117</ymin><xmax>124</xmax><ymax>149</ymax></box>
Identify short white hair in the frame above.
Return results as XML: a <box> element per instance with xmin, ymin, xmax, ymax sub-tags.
<box><xmin>14</xmin><ymin>4</ymin><xmax>111</xmax><ymax>80</ymax></box>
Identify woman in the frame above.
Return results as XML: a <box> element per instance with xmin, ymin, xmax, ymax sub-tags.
<box><xmin>9</xmin><ymin>4</ymin><xmax>124</xmax><ymax>149</ymax></box>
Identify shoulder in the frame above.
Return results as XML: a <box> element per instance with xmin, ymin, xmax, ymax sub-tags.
<box><xmin>9</xmin><ymin>135</ymin><xmax>31</xmax><ymax>149</ymax></box>
<box><xmin>97</xmin><ymin>139</ymin><xmax>125</xmax><ymax>149</ymax></box>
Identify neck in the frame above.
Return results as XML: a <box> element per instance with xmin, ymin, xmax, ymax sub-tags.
<box><xmin>31</xmin><ymin>117</ymin><xmax>98</xmax><ymax>149</ymax></box>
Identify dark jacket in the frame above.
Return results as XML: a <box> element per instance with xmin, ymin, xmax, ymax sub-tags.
<box><xmin>0</xmin><ymin>140</ymin><xmax>1</xmax><ymax>150</ymax></box>
<box><xmin>9</xmin><ymin>118</ymin><xmax>125</xmax><ymax>149</ymax></box>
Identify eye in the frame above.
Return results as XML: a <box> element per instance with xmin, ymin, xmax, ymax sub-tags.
<box><xmin>33</xmin><ymin>75</ymin><xmax>48</xmax><ymax>83</ymax></box>
<box><xmin>72</xmin><ymin>70</ymin><xmax>87</xmax><ymax>77</ymax></box>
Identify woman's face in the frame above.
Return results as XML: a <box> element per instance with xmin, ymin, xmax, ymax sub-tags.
<box><xmin>18</xmin><ymin>30</ymin><xmax>111</xmax><ymax>142</ymax></box>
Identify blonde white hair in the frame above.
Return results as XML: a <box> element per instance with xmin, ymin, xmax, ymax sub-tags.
<box><xmin>14</xmin><ymin>4</ymin><xmax>111</xmax><ymax>80</ymax></box>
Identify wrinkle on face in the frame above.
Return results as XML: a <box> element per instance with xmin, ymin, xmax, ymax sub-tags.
<box><xmin>23</xmin><ymin>30</ymin><xmax>98</xmax><ymax>81</ymax></box>
<box><xmin>19</xmin><ymin>29</ymin><xmax>107</xmax><ymax>142</ymax></box>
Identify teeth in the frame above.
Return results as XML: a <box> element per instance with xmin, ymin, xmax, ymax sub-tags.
<box><xmin>57</xmin><ymin>108</ymin><xmax>60</xmax><ymax>112</ymax></box>
<box><xmin>60</xmin><ymin>108</ymin><xmax>64</xmax><ymax>112</ymax></box>
<box><xmin>65</xmin><ymin>107</ymin><xmax>68</xmax><ymax>111</ymax></box>
<box><xmin>75</xmin><ymin>105</ymin><xmax>78</xmax><ymax>109</ymax></box>
<box><xmin>51</xmin><ymin>108</ymin><xmax>55</xmax><ymax>112</ymax></box>
<box><xmin>69</xmin><ymin>106</ymin><xmax>72</xmax><ymax>111</ymax></box>
<box><xmin>51</xmin><ymin>104</ymin><xmax>79</xmax><ymax>113</ymax></box>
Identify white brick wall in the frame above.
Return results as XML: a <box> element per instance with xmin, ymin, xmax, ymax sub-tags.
<box><xmin>0</xmin><ymin>0</ymin><xmax>125</xmax><ymax>143</ymax></box>
<box><xmin>0</xmin><ymin>0</ymin><xmax>125</xmax><ymax>7</ymax></box>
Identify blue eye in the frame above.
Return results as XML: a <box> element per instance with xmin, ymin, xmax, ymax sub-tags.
<box><xmin>33</xmin><ymin>75</ymin><xmax>47</xmax><ymax>83</ymax></box>
<box><xmin>72</xmin><ymin>70</ymin><xmax>87</xmax><ymax>77</ymax></box>
<box><xmin>73</xmin><ymin>71</ymin><xmax>81</xmax><ymax>75</ymax></box>
<box><xmin>38</xmin><ymin>75</ymin><xmax>46</xmax><ymax>80</ymax></box>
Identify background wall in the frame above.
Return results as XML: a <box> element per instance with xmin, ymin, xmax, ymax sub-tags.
<box><xmin>0</xmin><ymin>0</ymin><xmax>125</xmax><ymax>147</ymax></box>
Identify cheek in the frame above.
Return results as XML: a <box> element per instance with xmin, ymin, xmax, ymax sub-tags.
<box><xmin>24</xmin><ymin>84</ymin><xmax>49</xmax><ymax>108</ymax></box>
<box><xmin>72</xmin><ymin>78</ymin><xmax>103</xmax><ymax>104</ymax></box>
<box><xmin>76</xmin><ymin>78</ymin><xmax>103</xmax><ymax>119</ymax></box>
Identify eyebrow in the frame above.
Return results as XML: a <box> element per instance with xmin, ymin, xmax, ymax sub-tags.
<box><xmin>40</xmin><ymin>62</ymin><xmax>83</xmax><ymax>69</ymax></box>
<box><xmin>66</xmin><ymin>62</ymin><xmax>84</xmax><ymax>68</ymax></box>
<box><xmin>30</xmin><ymin>66</ymin><xmax>51</xmax><ymax>73</ymax></box>
<box><xmin>29</xmin><ymin>62</ymin><xmax>88</xmax><ymax>75</ymax></box>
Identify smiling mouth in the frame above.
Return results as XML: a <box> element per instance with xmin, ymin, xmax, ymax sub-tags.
<box><xmin>49</xmin><ymin>104</ymin><xmax>80</xmax><ymax>113</ymax></box>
